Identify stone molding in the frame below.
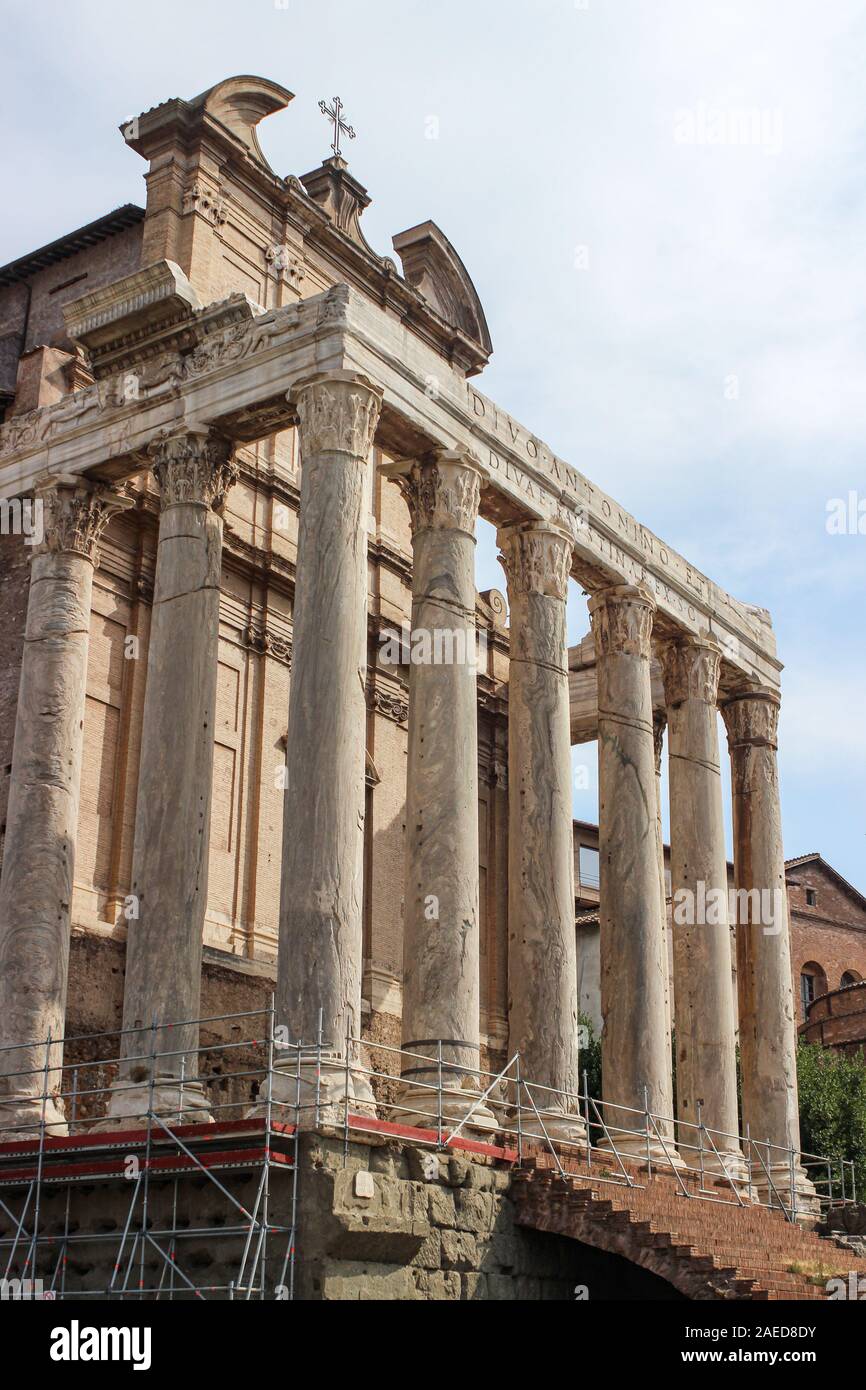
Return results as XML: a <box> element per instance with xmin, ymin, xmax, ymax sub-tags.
<box><xmin>292</xmin><ymin>371</ymin><xmax>382</xmax><ymax>460</ymax></box>
<box><xmin>587</xmin><ymin>584</ymin><xmax>656</xmax><ymax>660</ymax></box>
<box><xmin>658</xmin><ymin>636</ymin><xmax>721</xmax><ymax>708</ymax></box>
<box><xmin>498</xmin><ymin>522</ymin><xmax>573</xmax><ymax>601</ymax></box>
<box><xmin>399</xmin><ymin>452</ymin><xmax>482</xmax><ymax>537</ymax></box>
<box><xmin>147</xmin><ymin>429</ymin><xmax>238</xmax><ymax>511</ymax></box>
<box><xmin>36</xmin><ymin>480</ymin><xmax>133</xmax><ymax>565</ymax></box>
<box><xmin>721</xmin><ymin>687</ymin><xmax>781</xmax><ymax>751</ymax></box>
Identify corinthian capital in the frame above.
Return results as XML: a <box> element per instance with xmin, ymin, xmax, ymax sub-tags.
<box><xmin>399</xmin><ymin>451</ymin><xmax>482</xmax><ymax>537</ymax></box>
<box><xmin>587</xmin><ymin>584</ymin><xmax>656</xmax><ymax>660</ymax></box>
<box><xmin>721</xmin><ymin>686</ymin><xmax>781</xmax><ymax>750</ymax></box>
<box><xmin>292</xmin><ymin>371</ymin><xmax>382</xmax><ymax>459</ymax></box>
<box><xmin>659</xmin><ymin>635</ymin><xmax>722</xmax><ymax>708</ymax></box>
<box><xmin>36</xmin><ymin>478</ymin><xmax>133</xmax><ymax>565</ymax></box>
<box><xmin>498</xmin><ymin>522</ymin><xmax>573</xmax><ymax>601</ymax></box>
<box><xmin>148</xmin><ymin>429</ymin><xmax>237</xmax><ymax>511</ymax></box>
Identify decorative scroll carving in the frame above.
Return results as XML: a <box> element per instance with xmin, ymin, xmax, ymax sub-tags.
<box><xmin>148</xmin><ymin>430</ymin><xmax>238</xmax><ymax>511</ymax></box>
<box><xmin>721</xmin><ymin>687</ymin><xmax>781</xmax><ymax>751</ymax></box>
<box><xmin>588</xmin><ymin>584</ymin><xmax>656</xmax><ymax>660</ymax></box>
<box><xmin>658</xmin><ymin>636</ymin><xmax>721</xmax><ymax>708</ymax></box>
<box><xmin>242</xmin><ymin>624</ymin><xmax>292</xmax><ymax>667</ymax></box>
<box><xmin>367</xmin><ymin>686</ymin><xmax>409</xmax><ymax>725</ymax></box>
<box><xmin>498</xmin><ymin>524</ymin><xmax>572</xmax><ymax>601</ymax></box>
<box><xmin>399</xmin><ymin>453</ymin><xmax>482</xmax><ymax>536</ymax></box>
<box><xmin>37</xmin><ymin>482</ymin><xmax>133</xmax><ymax>565</ymax></box>
<box><xmin>293</xmin><ymin>373</ymin><xmax>382</xmax><ymax>459</ymax></box>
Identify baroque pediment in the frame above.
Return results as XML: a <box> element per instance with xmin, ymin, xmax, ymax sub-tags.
<box><xmin>392</xmin><ymin>221</ymin><xmax>492</xmax><ymax>358</ymax></box>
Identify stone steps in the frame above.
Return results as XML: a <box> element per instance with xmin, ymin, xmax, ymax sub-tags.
<box><xmin>513</xmin><ymin>1162</ymin><xmax>865</xmax><ymax>1300</ymax></box>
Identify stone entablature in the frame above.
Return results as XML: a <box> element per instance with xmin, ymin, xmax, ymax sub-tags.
<box><xmin>1</xmin><ymin>273</ymin><xmax>779</xmax><ymax>694</ymax></box>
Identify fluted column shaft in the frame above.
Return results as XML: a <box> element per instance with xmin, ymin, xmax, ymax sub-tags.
<box><xmin>589</xmin><ymin>585</ymin><xmax>675</xmax><ymax>1160</ymax></box>
<box><xmin>722</xmin><ymin>687</ymin><xmax>813</xmax><ymax>1200</ymax></box>
<box><xmin>395</xmin><ymin>451</ymin><xmax>494</xmax><ymax>1129</ymax></box>
<box><xmin>499</xmin><ymin>522</ymin><xmax>584</xmax><ymax>1141</ymax></box>
<box><xmin>661</xmin><ymin>637</ymin><xmax>744</xmax><ymax>1174</ymax></box>
<box><xmin>0</xmin><ymin>481</ymin><xmax>129</xmax><ymax>1136</ymax></box>
<box><xmin>109</xmin><ymin>429</ymin><xmax>237</xmax><ymax>1125</ymax></box>
<box><xmin>273</xmin><ymin>372</ymin><xmax>382</xmax><ymax>1115</ymax></box>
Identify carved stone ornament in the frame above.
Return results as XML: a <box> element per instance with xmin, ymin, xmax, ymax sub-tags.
<box><xmin>265</xmin><ymin>244</ymin><xmax>305</xmax><ymax>288</ymax></box>
<box><xmin>498</xmin><ymin>524</ymin><xmax>573</xmax><ymax>601</ymax></box>
<box><xmin>658</xmin><ymin>636</ymin><xmax>721</xmax><ymax>708</ymax></box>
<box><xmin>182</xmin><ymin>179</ymin><xmax>227</xmax><ymax>226</ymax></box>
<box><xmin>367</xmin><ymin>686</ymin><xmax>409</xmax><ymax>725</ymax></box>
<box><xmin>148</xmin><ymin>429</ymin><xmax>238</xmax><ymax>510</ymax></box>
<box><xmin>293</xmin><ymin>373</ymin><xmax>382</xmax><ymax>459</ymax></box>
<box><xmin>243</xmin><ymin>624</ymin><xmax>292</xmax><ymax>667</ymax></box>
<box><xmin>587</xmin><ymin>584</ymin><xmax>656</xmax><ymax>660</ymax></box>
<box><xmin>400</xmin><ymin>453</ymin><xmax>482</xmax><ymax>536</ymax></box>
<box><xmin>36</xmin><ymin>480</ymin><xmax>133</xmax><ymax>565</ymax></box>
<box><xmin>721</xmin><ymin>687</ymin><xmax>781</xmax><ymax>751</ymax></box>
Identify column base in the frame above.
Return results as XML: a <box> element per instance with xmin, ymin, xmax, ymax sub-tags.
<box><xmin>749</xmin><ymin>1161</ymin><xmax>820</xmax><ymax>1218</ymax></box>
<box><xmin>515</xmin><ymin>1107</ymin><xmax>588</xmax><ymax>1148</ymax></box>
<box><xmin>96</xmin><ymin>1079</ymin><xmax>213</xmax><ymax>1132</ymax></box>
<box><xmin>249</xmin><ymin>1052</ymin><xmax>376</xmax><ymax>1131</ymax></box>
<box><xmin>597</xmin><ymin>1129</ymin><xmax>686</xmax><ymax>1169</ymax></box>
<box><xmin>0</xmin><ymin>1095</ymin><xmax>67</xmax><ymax>1144</ymax></box>
<box><xmin>680</xmin><ymin>1144</ymin><xmax>750</xmax><ymax>1187</ymax></box>
<box><xmin>389</xmin><ymin>1076</ymin><xmax>499</xmax><ymax>1138</ymax></box>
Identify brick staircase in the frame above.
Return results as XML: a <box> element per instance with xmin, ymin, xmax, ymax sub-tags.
<box><xmin>512</xmin><ymin>1151</ymin><xmax>866</xmax><ymax>1300</ymax></box>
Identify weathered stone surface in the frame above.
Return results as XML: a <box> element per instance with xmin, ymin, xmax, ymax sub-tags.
<box><xmin>390</xmin><ymin>452</ymin><xmax>495</xmax><ymax>1131</ymax></box>
<box><xmin>660</xmin><ymin>636</ymin><xmax>743</xmax><ymax>1175</ymax></box>
<box><xmin>499</xmin><ymin>522</ymin><xmax>585</xmax><ymax>1143</ymax></box>
<box><xmin>588</xmin><ymin>585</ymin><xmax>675</xmax><ymax>1160</ymax></box>
<box><xmin>722</xmin><ymin>687</ymin><xmax>814</xmax><ymax>1201</ymax></box>
<box><xmin>106</xmin><ymin>430</ymin><xmax>236</xmax><ymax>1125</ymax></box>
<box><xmin>270</xmin><ymin>372</ymin><xmax>382</xmax><ymax>1120</ymax></box>
<box><xmin>0</xmin><ymin>481</ymin><xmax>129</xmax><ymax>1137</ymax></box>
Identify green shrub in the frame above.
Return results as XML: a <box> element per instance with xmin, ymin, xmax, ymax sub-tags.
<box><xmin>797</xmin><ymin>1042</ymin><xmax>866</xmax><ymax>1200</ymax></box>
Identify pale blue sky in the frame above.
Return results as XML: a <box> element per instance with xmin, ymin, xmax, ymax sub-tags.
<box><xmin>2</xmin><ymin>0</ymin><xmax>864</xmax><ymax>888</ymax></box>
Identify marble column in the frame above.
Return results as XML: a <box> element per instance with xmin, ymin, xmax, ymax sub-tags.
<box><xmin>588</xmin><ymin>585</ymin><xmax>676</xmax><ymax>1161</ymax></box>
<box><xmin>660</xmin><ymin>637</ymin><xmax>745</xmax><ymax>1177</ymax></box>
<box><xmin>106</xmin><ymin>428</ymin><xmax>237</xmax><ymax>1126</ymax></box>
<box><xmin>392</xmin><ymin>451</ymin><xmax>495</xmax><ymax>1131</ymax></box>
<box><xmin>721</xmin><ymin>687</ymin><xmax>815</xmax><ymax>1204</ymax></box>
<box><xmin>653</xmin><ymin>712</ymin><xmax>673</xmax><ymax>1047</ymax></box>
<box><xmin>0</xmin><ymin>479</ymin><xmax>130</xmax><ymax>1138</ymax></box>
<box><xmin>268</xmin><ymin>372</ymin><xmax>382</xmax><ymax>1123</ymax></box>
<box><xmin>499</xmin><ymin>522</ymin><xmax>585</xmax><ymax>1143</ymax></box>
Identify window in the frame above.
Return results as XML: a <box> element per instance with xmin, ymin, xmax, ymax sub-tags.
<box><xmin>805</xmin><ymin>888</ymin><xmax>817</xmax><ymax>907</ymax></box>
<box><xmin>841</xmin><ymin>971</ymin><xmax>862</xmax><ymax>988</ymax></box>
<box><xmin>578</xmin><ymin>845</ymin><xmax>600</xmax><ymax>889</ymax></box>
<box><xmin>799</xmin><ymin>962</ymin><xmax>827</xmax><ymax>1020</ymax></box>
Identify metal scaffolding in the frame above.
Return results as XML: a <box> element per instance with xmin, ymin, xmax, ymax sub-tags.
<box><xmin>0</xmin><ymin>1004</ymin><xmax>857</xmax><ymax>1300</ymax></box>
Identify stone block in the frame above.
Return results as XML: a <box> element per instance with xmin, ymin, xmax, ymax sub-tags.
<box><xmin>455</xmin><ymin>1189</ymin><xmax>498</xmax><ymax>1233</ymax></box>
<box><xmin>440</xmin><ymin>1229</ymin><xmax>479</xmax><ymax>1271</ymax></box>
<box><xmin>425</xmin><ymin>1270</ymin><xmax>462</xmax><ymax>1300</ymax></box>
<box><xmin>428</xmin><ymin>1186</ymin><xmax>456</xmax><ymax>1227</ymax></box>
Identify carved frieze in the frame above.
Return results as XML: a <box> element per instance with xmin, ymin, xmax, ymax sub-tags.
<box><xmin>148</xmin><ymin>430</ymin><xmax>238</xmax><ymax>511</ymax></box>
<box><xmin>182</xmin><ymin>180</ymin><xmax>227</xmax><ymax>225</ymax></box>
<box><xmin>242</xmin><ymin>624</ymin><xmax>292</xmax><ymax>667</ymax></box>
<box><xmin>293</xmin><ymin>373</ymin><xmax>382</xmax><ymax>459</ymax></box>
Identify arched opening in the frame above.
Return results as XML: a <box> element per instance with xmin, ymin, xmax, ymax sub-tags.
<box><xmin>800</xmin><ymin>961</ymin><xmax>828</xmax><ymax>1020</ymax></box>
<box><xmin>841</xmin><ymin>970</ymin><xmax>863</xmax><ymax>988</ymax></box>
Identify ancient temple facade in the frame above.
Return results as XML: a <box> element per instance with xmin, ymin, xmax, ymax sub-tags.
<box><xmin>0</xmin><ymin>76</ymin><xmax>809</xmax><ymax>1199</ymax></box>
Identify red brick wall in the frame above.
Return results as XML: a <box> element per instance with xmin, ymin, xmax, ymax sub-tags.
<box><xmin>787</xmin><ymin>863</ymin><xmax>866</xmax><ymax>1022</ymax></box>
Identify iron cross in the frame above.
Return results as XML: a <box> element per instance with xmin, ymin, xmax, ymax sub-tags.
<box><xmin>319</xmin><ymin>96</ymin><xmax>356</xmax><ymax>159</ymax></box>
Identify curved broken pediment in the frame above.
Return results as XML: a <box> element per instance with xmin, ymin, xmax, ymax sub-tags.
<box><xmin>199</xmin><ymin>75</ymin><xmax>294</xmax><ymax>169</ymax></box>
<box><xmin>392</xmin><ymin>221</ymin><xmax>492</xmax><ymax>357</ymax></box>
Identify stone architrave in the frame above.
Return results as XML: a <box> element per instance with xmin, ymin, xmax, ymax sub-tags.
<box><xmin>499</xmin><ymin>521</ymin><xmax>585</xmax><ymax>1144</ymax></box>
<box><xmin>265</xmin><ymin>371</ymin><xmax>383</xmax><ymax>1126</ymax></box>
<box><xmin>588</xmin><ymin>585</ymin><xmax>678</xmax><ymax>1163</ymax></box>
<box><xmin>105</xmin><ymin>428</ymin><xmax>238</xmax><ymax>1127</ymax></box>
<box><xmin>391</xmin><ymin>451</ymin><xmax>496</xmax><ymax>1133</ymax></box>
<box><xmin>0</xmin><ymin>479</ymin><xmax>131</xmax><ymax>1138</ymax></box>
<box><xmin>661</xmin><ymin>636</ymin><xmax>745</xmax><ymax>1178</ymax></box>
<box><xmin>722</xmin><ymin>687</ymin><xmax>816</xmax><ymax>1206</ymax></box>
